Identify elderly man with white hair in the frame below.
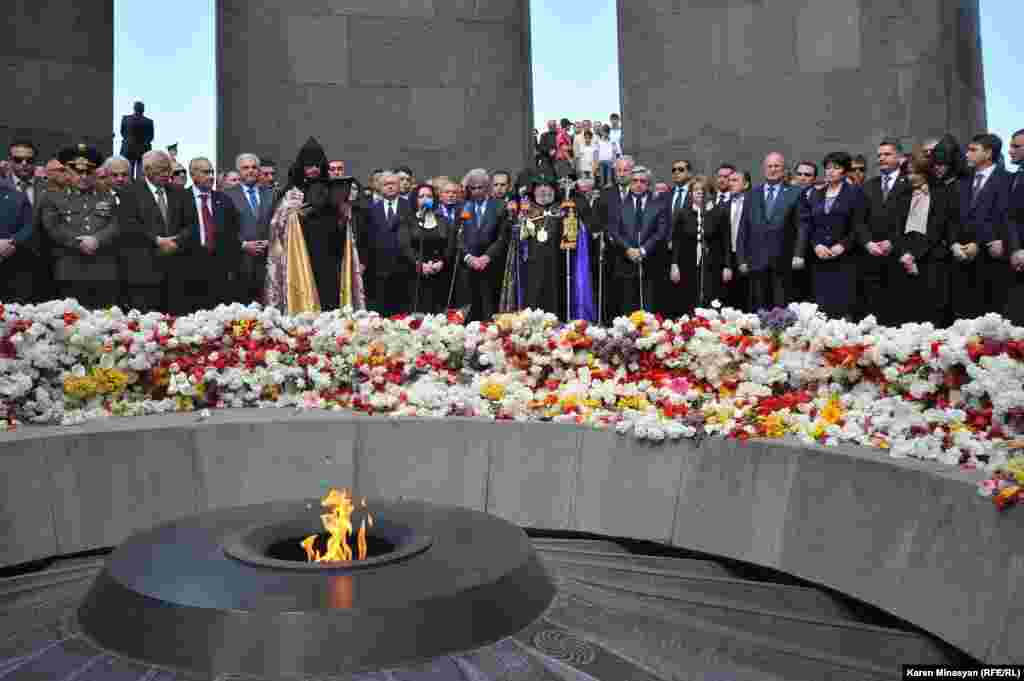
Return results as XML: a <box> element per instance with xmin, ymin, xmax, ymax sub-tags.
<box><xmin>116</xmin><ymin>149</ymin><xmax>193</xmax><ymax>313</ymax></box>
<box><xmin>451</xmin><ymin>168</ymin><xmax>508</xmax><ymax>321</ymax></box>
<box><xmin>223</xmin><ymin>152</ymin><xmax>274</xmax><ymax>304</ymax></box>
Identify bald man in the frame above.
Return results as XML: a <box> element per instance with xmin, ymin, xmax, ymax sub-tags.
<box><xmin>736</xmin><ymin>152</ymin><xmax>804</xmax><ymax>311</ymax></box>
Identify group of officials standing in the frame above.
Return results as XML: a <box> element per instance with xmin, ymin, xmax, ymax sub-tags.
<box><xmin>2</xmin><ymin>130</ymin><xmax>1023</xmax><ymax>327</ymax></box>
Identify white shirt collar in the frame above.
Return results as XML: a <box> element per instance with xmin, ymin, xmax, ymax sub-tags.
<box><xmin>145</xmin><ymin>178</ymin><xmax>163</xmax><ymax>195</ymax></box>
<box><xmin>975</xmin><ymin>164</ymin><xmax>996</xmax><ymax>181</ymax></box>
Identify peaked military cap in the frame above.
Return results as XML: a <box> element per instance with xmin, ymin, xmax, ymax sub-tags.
<box><xmin>57</xmin><ymin>143</ymin><xmax>104</xmax><ymax>172</ymax></box>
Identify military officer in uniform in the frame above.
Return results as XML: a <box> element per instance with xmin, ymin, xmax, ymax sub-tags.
<box><xmin>41</xmin><ymin>144</ymin><xmax>120</xmax><ymax>308</ymax></box>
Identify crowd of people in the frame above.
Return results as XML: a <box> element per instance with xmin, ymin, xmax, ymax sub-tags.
<box><xmin>1</xmin><ymin>108</ymin><xmax>1023</xmax><ymax>329</ymax></box>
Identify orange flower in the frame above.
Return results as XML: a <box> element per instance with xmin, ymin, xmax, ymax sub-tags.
<box><xmin>461</xmin><ymin>210</ymin><xmax>473</xmax><ymax>222</ymax></box>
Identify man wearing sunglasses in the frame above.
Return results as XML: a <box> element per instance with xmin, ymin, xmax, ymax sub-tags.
<box><xmin>849</xmin><ymin>155</ymin><xmax>868</xmax><ymax>186</ymax></box>
<box><xmin>7</xmin><ymin>141</ymin><xmax>44</xmax><ymax>207</ymax></box>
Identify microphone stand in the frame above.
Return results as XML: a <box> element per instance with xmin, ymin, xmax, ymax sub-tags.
<box><xmin>447</xmin><ymin>215</ymin><xmax>464</xmax><ymax>310</ymax></box>
<box><xmin>413</xmin><ymin>209</ymin><xmax>426</xmax><ymax>314</ymax></box>
<box><xmin>696</xmin><ymin>204</ymin><xmax>705</xmax><ymax>307</ymax></box>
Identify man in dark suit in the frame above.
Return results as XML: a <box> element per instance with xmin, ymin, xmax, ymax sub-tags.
<box><xmin>120</xmin><ymin>101</ymin><xmax>154</xmax><ymax>181</ymax></box>
<box><xmin>1005</xmin><ymin>129</ymin><xmax>1024</xmax><ymax>325</ymax></box>
<box><xmin>593</xmin><ymin>157</ymin><xmax>636</xmax><ymax>322</ymax></box>
<box><xmin>0</xmin><ymin>180</ymin><xmax>35</xmax><ymax>303</ymax></box>
<box><xmin>857</xmin><ymin>138</ymin><xmax>913</xmax><ymax>324</ymax></box>
<box><xmin>117</xmin><ymin>150</ymin><xmax>192</xmax><ymax>314</ymax></box>
<box><xmin>359</xmin><ymin>170</ymin><xmax>413</xmax><ymax>317</ymax></box>
<box><xmin>452</xmin><ymin>169</ymin><xmax>509</xmax><ymax>322</ymax></box>
<box><xmin>721</xmin><ymin>170</ymin><xmax>748</xmax><ymax>311</ymax></box>
<box><xmin>955</xmin><ymin>133</ymin><xmax>1013</xmax><ymax>319</ymax></box>
<box><xmin>223</xmin><ymin>153</ymin><xmax>274</xmax><ymax>304</ymax></box>
<box><xmin>181</xmin><ymin>157</ymin><xmax>242</xmax><ymax>312</ymax></box>
<box><xmin>607</xmin><ymin>165</ymin><xmax>669</xmax><ymax>316</ymax></box>
<box><xmin>737</xmin><ymin>153</ymin><xmax>803</xmax><ymax>312</ymax></box>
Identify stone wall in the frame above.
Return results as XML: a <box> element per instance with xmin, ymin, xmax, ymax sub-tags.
<box><xmin>0</xmin><ymin>0</ymin><xmax>114</xmax><ymax>159</ymax></box>
<box><xmin>0</xmin><ymin>409</ymin><xmax>1019</xmax><ymax>662</ymax></box>
<box><xmin>617</xmin><ymin>0</ymin><xmax>987</xmax><ymax>180</ymax></box>
<box><xmin>217</xmin><ymin>0</ymin><xmax>534</xmax><ymax>182</ymax></box>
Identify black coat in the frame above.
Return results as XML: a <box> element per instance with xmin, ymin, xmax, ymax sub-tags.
<box><xmin>117</xmin><ymin>181</ymin><xmax>192</xmax><ymax>284</ymax></box>
<box><xmin>119</xmin><ymin>114</ymin><xmax>154</xmax><ymax>160</ymax></box>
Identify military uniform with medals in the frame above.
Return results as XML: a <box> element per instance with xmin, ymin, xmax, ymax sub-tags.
<box><xmin>41</xmin><ymin>145</ymin><xmax>120</xmax><ymax>308</ymax></box>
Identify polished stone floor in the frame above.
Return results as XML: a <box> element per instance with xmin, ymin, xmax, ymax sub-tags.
<box><xmin>0</xmin><ymin>538</ymin><xmax>968</xmax><ymax>680</ymax></box>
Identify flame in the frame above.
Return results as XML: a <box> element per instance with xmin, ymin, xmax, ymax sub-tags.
<box><xmin>301</xmin><ymin>488</ymin><xmax>374</xmax><ymax>562</ymax></box>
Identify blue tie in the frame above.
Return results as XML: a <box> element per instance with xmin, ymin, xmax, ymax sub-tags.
<box><xmin>766</xmin><ymin>185</ymin><xmax>777</xmax><ymax>214</ymax></box>
<box><xmin>476</xmin><ymin>201</ymin><xmax>484</xmax><ymax>223</ymax></box>
<box><xmin>246</xmin><ymin>187</ymin><xmax>258</xmax><ymax>215</ymax></box>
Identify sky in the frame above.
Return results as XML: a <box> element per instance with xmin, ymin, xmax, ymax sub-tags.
<box><xmin>114</xmin><ymin>0</ymin><xmax>1022</xmax><ymax>173</ymax></box>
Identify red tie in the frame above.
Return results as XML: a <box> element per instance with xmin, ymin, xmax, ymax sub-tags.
<box><xmin>200</xmin><ymin>193</ymin><xmax>215</xmax><ymax>252</ymax></box>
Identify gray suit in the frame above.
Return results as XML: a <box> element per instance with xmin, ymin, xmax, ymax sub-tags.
<box><xmin>223</xmin><ymin>183</ymin><xmax>274</xmax><ymax>303</ymax></box>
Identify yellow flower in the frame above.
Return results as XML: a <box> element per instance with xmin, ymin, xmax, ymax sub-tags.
<box><xmin>629</xmin><ymin>311</ymin><xmax>647</xmax><ymax>327</ymax></box>
<box><xmin>1004</xmin><ymin>457</ymin><xmax>1024</xmax><ymax>482</ymax></box>
<box><xmin>63</xmin><ymin>376</ymin><xmax>98</xmax><ymax>400</ymax></box>
<box><xmin>480</xmin><ymin>381</ymin><xmax>506</xmax><ymax>401</ymax></box>
<box><xmin>759</xmin><ymin>413</ymin><xmax>787</xmax><ymax>438</ymax></box>
<box><xmin>176</xmin><ymin>396</ymin><xmax>195</xmax><ymax>411</ymax></box>
<box><xmin>809</xmin><ymin>421</ymin><xmax>827</xmax><ymax>440</ymax></box>
<box><xmin>820</xmin><ymin>397</ymin><xmax>843</xmax><ymax>425</ymax></box>
<box><xmin>92</xmin><ymin>367</ymin><xmax>129</xmax><ymax>395</ymax></box>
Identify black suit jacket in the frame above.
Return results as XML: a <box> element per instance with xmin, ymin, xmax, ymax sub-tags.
<box><xmin>117</xmin><ymin>181</ymin><xmax>192</xmax><ymax>284</ymax></box>
<box><xmin>119</xmin><ymin>114</ymin><xmax>154</xmax><ymax>160</ymax></box>
<box><xmin>959</xmin><ymin>166</ymin><xmax>1014</xmax><ymax>254</ymax></box>
<box><xmin>892</xmin><ymin>183</ymin><xmax>960</xmax><ymax>262</ymax></box>
<box><xmin>360</xmin><ymin>197</ymin><xmax>414</xmax><ymax>278</ymax></box>
<box><xmin>182</xmin><ymin>188</ymin><xmax>242</xmax><ymax>280</ymax></box>
<box><xmin>859</xmin><ymin>172</ymin><xmax>913</xmax><ymax>245</ymax></box>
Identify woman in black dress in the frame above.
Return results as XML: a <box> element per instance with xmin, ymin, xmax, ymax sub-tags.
<box><xmin>665</xmin><ymin>176</ymin><xmax>733</xmax><ymax>316</ymax></box>
<box><xmin>796</xmin><ymin>152</ymin><xmax>867</xmax><ymax>320</ymax></box>
<box><xmin>399</xmin><ymin>183</ymin><xmax>454</xmax><ymax>315</ymax></box>
<box><xmin>889</xmin><ymin>152</ymin><xmax>960</xmax><ymax>326</ymax></box>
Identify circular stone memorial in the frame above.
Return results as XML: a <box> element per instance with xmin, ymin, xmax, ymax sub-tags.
<box><xmin>77</xmin><ymin>497</ymin><xmax>555</xmax><ymax>678</ymax></box>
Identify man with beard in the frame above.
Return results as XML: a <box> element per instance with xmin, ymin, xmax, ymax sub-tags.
<box><xmin>272</xmin><ymin>138</ymin><xmax>349</xmax><ymax>312</ymax></box>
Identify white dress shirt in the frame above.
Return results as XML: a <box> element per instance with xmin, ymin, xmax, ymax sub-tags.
<box><xmin>730</xmin><ymin>195</ymin><xmax>744</xmax><ymax>252</ymax></box>
<box><xmin>193</xmin><ymin>186</ymin><xmax>211</xmax><ymax>247</ymax></box>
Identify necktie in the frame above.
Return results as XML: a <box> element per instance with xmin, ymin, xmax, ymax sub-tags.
<box><xmin>731</xmin><ymin>197</ymin><xmax>742</xmax><ymax>252</ymax></box>
<box><xmin>883</xmin><ymin>174</ymin><xmax>893</xmax><ymax>199</ymax></box>
<box><xmin>972</xmin><ymin>173</ymin><xmax>984</xmax><ymax>205</ymax></box>
<box><xmin>386</xmin><ymin>201</ymin><xmax>393</xmax><ymax>222</ymax></box>
<box><xmin>476</xmin><ymin>201</ymin><xmax>484</xmax><ymax>223</ymax></box>
<box><xmin>155</xmin><ymin>187</ymin><xmax>168</xmax><ymax>223</ymax></box>
<box><xmin>633</xmin><ymin>196</ymin><xmax>643</xmax><ymax>242</ymax></box>
<box><xmin>673</xmin><ymin>188</ymin><xmax>683</xmax><ymax>214</ymax></box>
<box><xmin>766</xmin><ymin>185</ymin><xmax>777</xmax><ymax>214</ymax></box>
<box><xmin>200</xmin><ymin>193</ymin><xmax>215</xmax><ymax>251</ymax></box>
<box><xmin>246</xmin><ymin>187</ymin><xmax>258</xmax><ymax>215</ymax></box>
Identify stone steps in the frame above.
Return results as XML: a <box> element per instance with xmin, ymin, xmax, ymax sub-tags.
<box><xmin>530</xmin><ymin>538</ymin><xmax>630</xmax><ymax>554</ymax></box>
<box><xmin>535</xmin><ymin>546</ymin><xmax>734</xmax><ymax>579</ymax></box>
<box><xmin>555</xmin><ymin>576</ymin><xmax>950</xmax><ymax>679</ymax></box>
<box><xmin>541</xmin><ymin>555</ymin><xmax>860</xmax><ymax>622</ymax></box>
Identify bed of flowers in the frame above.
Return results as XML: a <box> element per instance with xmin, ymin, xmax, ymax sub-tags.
<box><xmin>2</xmin><ymin>298</ymin><xmax>1024</xmax><ymax>506</ymax></box>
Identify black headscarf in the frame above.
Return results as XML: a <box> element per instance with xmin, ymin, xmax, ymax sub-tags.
<box><xmin>931</xmin><ymin>134</ymin><xmax>966</xmax><ymax>181</ymax></box>
<box><xmin>287</xmin><ymin>137</ymin><xmax>329</xmax><ymax>191</ymax></box>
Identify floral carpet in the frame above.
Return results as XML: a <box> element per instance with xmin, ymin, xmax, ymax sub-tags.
<box><xmin>2</xmin><ymin>300</ymin><xmax>1023</xmax><ymax>507</ymax></box>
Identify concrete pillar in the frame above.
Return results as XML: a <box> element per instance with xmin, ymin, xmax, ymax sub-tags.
<box><xmin>0</xmin><ymin>1</ymin><xmax>114</xmax><ymax>159</ymax></box>
<box><xmin>217</xmin><ymin>0</ymin><xmax>533</xmax><ymax>182</ymax></box>
<box><xmin>617</xmin><ymin>0</ymin><xmax>987</xmax><ymax>178</ymax></box>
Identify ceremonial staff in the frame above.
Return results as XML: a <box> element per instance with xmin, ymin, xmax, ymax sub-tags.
<box><xmin>560</xmin><ymin>199</ymin><xmax>579</xmax><ymax>321</ymax></box>
<box><xmin>696</xmin><ymin>203</ymin><xmax>705</xmax><ymax>307</ymax></box>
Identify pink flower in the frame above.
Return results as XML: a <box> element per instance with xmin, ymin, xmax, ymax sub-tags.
<box><xmin>669</xmin><ymin>377</ymin><xmax>691</xmax><ymax>394</ymax></box>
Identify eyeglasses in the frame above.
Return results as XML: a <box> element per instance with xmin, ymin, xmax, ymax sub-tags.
<box><xmin>672</xmin><ymin>167</ymin><xmax>688</xmax><ymax>173</ymax></box>
<box><xmin>10</xmin><ymin>157</ymin><xmax>34</xmax><ymax>165</ymax></box>
<box><xmin>173</xmin><ymin>170</ymin><xmax>187</xmax><ymax>176</ymax></box>
<box><xmin>850</xmin><ymin>167</ymin><xmax>866</xmax><ymax>173</ymax></box>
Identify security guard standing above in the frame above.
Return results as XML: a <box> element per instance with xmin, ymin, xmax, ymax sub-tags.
<box><xmin>41</xmin><ymin>144</ymin><xmax>120</xmax><ymax>309</ymax></box>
